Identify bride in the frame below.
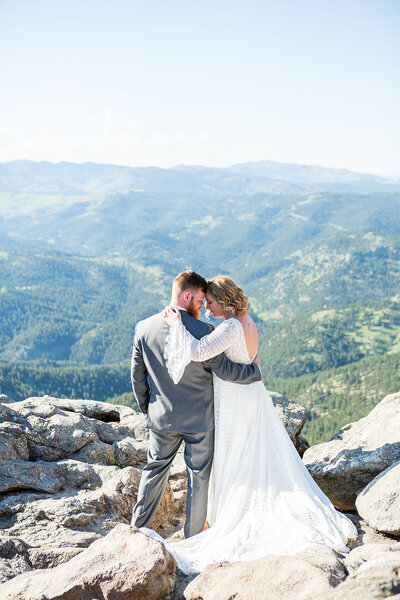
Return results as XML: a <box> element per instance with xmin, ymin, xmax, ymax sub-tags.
<box><xmin>142</xmin><ymin>275</ymin><xmax>357</xmax><ymax>574</ymax></box>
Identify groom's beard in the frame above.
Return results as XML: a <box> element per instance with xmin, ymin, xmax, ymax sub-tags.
<box><xmin>187</xmin><ymin>299</ymin><xmax>201</xmax><ymax>320</ymax></box>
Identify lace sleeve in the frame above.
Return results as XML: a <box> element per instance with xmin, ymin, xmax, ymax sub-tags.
<box><xmin>164</xmin><ymin>319</ymin><xmax>240</xmax><ymax>384</ymax></box>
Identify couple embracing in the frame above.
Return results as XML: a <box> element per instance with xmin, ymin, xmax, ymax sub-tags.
<box><xmin>130</xmin><ymin>270</ymin><xmax>356</xmax><ymax>574</ymax></box>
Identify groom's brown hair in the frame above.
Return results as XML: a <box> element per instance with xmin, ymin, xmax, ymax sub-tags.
<box><xmin>174</xmin><ymin>270</ymin><xmax>207</xmax><ymax>294</ymax></box>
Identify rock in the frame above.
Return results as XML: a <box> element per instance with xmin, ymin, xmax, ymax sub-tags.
<box><xmin>0</xmin><ymin>534</ymin><xmax>32</xmax><ymax>582</ymax></box>
<box><xmin>295</xmin><ymin>434</ymin><xmax>310</xmax><ymax>457</ymax></box>
<box><xmin>326</xmin><ymin>552</ymin><xmax>400</xmax><ymax>599</ymax></box>
<box><xmin>303</xmin><ymin>391</ymin><xmax>400</xmax><ymax>509</ymax></box>
<box><xmin>0</xmin><ymin>395</ymin><xmax>189</xmax><ymax>583</ymax></box>
<box><xmin>72</xmin><ymin>439</ymin><xmax>116</xmax><ymax>464</ymax></box>
<box><xmin>0</xmin><ymin>560</ymin><xmax>14</xmax><ymax>584</ymax></box>
<box><xmin>4</xmin><ymin>396</ymin><xmax>149</xmax><ymax>466</ymax></box>
<box><xmin>0</xmin><ymin>430</ymin><xmax>29</xmax><ymax>461</ymax></box>
<box><xmin>152</xmin><ymin>481</ymin><xmax>187</xmax><ymax>534</ymax></box>
<box><xmin>270</xmin><ymin>391</ymin><xmax>308</xmax><ymax>453</ymax></box>
<box><xmin>345</xmin><ymin>541</ymin><xmax>400</xmax><ymax>575</ymax></box>
<box><xmin>184</xmin><ymin>545</ymin><xmax>347</xmax><ymax>600</ymax></box>
<box><xmin>0</xmin><ymin>459</ymin><xmax>64</xmax><ymax>494</ymax></box>
<box><xmin>0</xmin><ymin>524</ymin><xmax>176</xmax><ymax>600</ymax></box>
<box><xmin>342</xmin><ymin>514</ymin><xmax>400</xmax><ymax>574</ymax></box>
<box><xmin>27</xmin><ymin>410</ymin><xmax>99</xmax><ymax>460</ymax></box>
<box><xmin>0</xmin><ymin>460</ymin><xmax>141</xmax><ymax>548</ymax></box>
<box><xmin>356</xmin><ymin>461</ymin><xmax>400</xmax><ymax>536</ymax></box>
<box><xmin>0</xmin><ymin>403</ymin><xmax>28</xmax><ymax>425</ymax></box>
<box><xmin>0</xmin><ymin>535</ymin><xmax>30</xmax><ymax>559</ymax></box>
<box><xmin>27</xmin><ymin>546</ymin><xmax>83</xmax><ymax>569</ymax></box>
<box><xmin>113</xmin><ymin>438</ymin><xmax>148</xmax><ymax>466</ymax></box>
<box><xmin>0</xmin><ymin>555</ymin><xmax>31</xmax><ymax>584</ymax></box>
<box><xmin>0</xmin><ymin>394</ymin><xmax>14</xmax><ymax>404</ymax></box>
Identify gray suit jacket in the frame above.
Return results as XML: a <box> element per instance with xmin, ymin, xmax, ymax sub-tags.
<box><xmin>131</xmin><ymin>309</ymin><xmax>261</xmax><ymax>433</ymax></box>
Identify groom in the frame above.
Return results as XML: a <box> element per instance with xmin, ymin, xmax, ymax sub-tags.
<box><xmin>130</xmin><ymin>270</ymin><xmax>261</xmax><ymax>537</ymax></box>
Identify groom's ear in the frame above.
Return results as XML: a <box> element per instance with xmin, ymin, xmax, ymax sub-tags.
<box><xmin>182</xmin><ymin>290</ymin><xmax>191</xmax><ymax>302</ymax></box>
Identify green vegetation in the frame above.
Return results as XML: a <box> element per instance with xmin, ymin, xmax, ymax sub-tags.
<box><xmin>0</xmin><ymin>360</ymin><xmax>131</xmax><ymax>403</ymax></box>
<box><xmin>271</xmin><ymin>351</ymin><xmax>400</xmax><ymax>445</ymax></box>
<box><xmin>258</xmin><ymin>302</ymin><xmax>400</xmax><ymax>378</ymax></box>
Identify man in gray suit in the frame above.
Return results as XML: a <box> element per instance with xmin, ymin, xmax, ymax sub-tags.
<box><xmin>130</xmin><ymin>270</ymin><xmax>261</xmax><ymax>538</ymax></box>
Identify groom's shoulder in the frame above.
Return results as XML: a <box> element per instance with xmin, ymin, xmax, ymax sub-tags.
<box><xmin>134</xmin><ymin>312</ymin><xmax>163</xmax><ymax>337</ymax></box>
<box><xmin>181</xmin><ymin>311</ymin><xmax>213</xmax><ymax>338</ymax></box>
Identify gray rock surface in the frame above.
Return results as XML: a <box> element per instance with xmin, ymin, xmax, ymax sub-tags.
<box><xmin>0</xmin><ymin>459</ymin><xmax>140</xmax><ymax>546</ymax></box>
<box><xmin>0</xmin><ymin>396</ymin><xmax>187</xmax><ymax>582</ymax></box>
<box><xmin>0</xmin><ymin>394</ymin><xmax>13</xmax><ymax>404</ymax></box>
<box><xmin>356</xmin><ymin>461</ymin><xmax>400</xmax><ymax>536</ymax></box>
<box><xmin>7</xmin><ymin>390</ymin><xmax>399</xmax><ymax>599</ymax></box>
<box><xmin>303</xmin><ymin>391</ymin><xmax>400</xmax><ymax>509</ymax></box>
<box><xmin>0</xmin><ymin>534</ymin><xmax>32</xmax><ymax>584</ymax></box>
<box><xmin>270</xmin><ymin>391</ymin><xmax>309</xmax><ymax>454</ymax></box>
<box><xmin>27</xmin><ymin>546</ymin><xmax>83</xmax><ymax>569</ymax></box>
<box><xmin>184</xmin><ymin>545</ymin><xmax>347</xmax><ymax>600</ymax></box>
<box><xmin>0</xmin><ymin>524</ymin><xmax>176</xmax><ymax>600</ymax></box>
<box><xmin>326</xmin><ymin>552</ymin><xmax>400</xmax><ymax>599</ymax></box>
<box><xmin>341</xmin><ymin>514</ymin><xmax>400</xmax><ymax>574</ymax></box>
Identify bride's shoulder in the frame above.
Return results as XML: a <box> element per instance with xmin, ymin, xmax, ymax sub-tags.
<box><xmin>222</xmin><ymin>317</ymin><xmax>243</xmax><ymax>334</ymax></box>
<box><xmin>234</xmin><ymin>315</ymin><xmax>258</xmax><ymax>335</ymax></box>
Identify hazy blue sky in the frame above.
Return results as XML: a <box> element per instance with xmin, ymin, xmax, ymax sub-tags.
<box><xmin>0</xmin><ymin>0</ymin><xmax>399</xmax><ymax>174</ymax></box>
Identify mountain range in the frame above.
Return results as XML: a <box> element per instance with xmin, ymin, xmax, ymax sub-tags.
<box><xmin>0</xmin><ymin>158</ymin><xmax>399</xmax><ymax>443</ymax></box>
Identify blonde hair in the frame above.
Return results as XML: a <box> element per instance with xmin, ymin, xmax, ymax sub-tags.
<box><xmin>207</xmin><ymin>275</ymin><xmax>250</xmax><ymax>316</ymax></box>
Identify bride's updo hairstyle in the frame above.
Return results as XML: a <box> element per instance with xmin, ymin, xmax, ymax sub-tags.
<box><xmin>207</xmin><ymin>275</ymin><xmax>250</xmax><ymax>316</ymax></box>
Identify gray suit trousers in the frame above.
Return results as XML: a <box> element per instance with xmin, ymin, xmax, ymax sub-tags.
<box><xmin>131</xmin><ymin>428</ymin><xmax>214</xmax><ymax>538</ymax></box>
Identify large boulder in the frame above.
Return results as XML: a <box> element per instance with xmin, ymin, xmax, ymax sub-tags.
<box><xmin>1</xmin><ymin>396</ymin><xmax>149</xmax><ymax>465</ymax></box>
<box><xmin>0</xmin><ymin>524</ymin><xmax>176</xmax><ymax>600</ymax></box>
<box><xmin>355</xmin><ymin>461</ymin><xmax>400</xmax><ymax>536</ymax></box>
<box><xmin>302</xmin><ymin>391</ymin><xmax>400</xmax><ymax>509</ymax></box>
<box><xmin>184</xmin><ymin>545</ymin><xmax>347</xmax><ymax>600</ymax></box>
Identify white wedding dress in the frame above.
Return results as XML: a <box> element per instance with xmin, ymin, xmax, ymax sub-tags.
<box><xmin>141</xmin><ymin>317</ymin><xmax>357</xmax><ymax>574</ymax></box>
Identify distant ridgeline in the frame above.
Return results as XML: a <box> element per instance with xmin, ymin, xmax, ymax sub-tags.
<box><xmin>0</xmin><ymin>160</ymin><xmax>399</xmax><ymax>444</ymax></box>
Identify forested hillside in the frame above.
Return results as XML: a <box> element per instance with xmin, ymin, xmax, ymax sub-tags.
<box><xmin>0</xmin><ymin>160</ymin><xmax>399</xmax><ymax>444</ymax></box>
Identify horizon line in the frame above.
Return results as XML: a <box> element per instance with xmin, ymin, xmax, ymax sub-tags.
<box><xmin>1</xmin><ymin>157</ymin><xmax>399</xmax><ymax>180</ymax></box>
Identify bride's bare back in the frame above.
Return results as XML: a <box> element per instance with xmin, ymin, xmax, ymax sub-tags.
<box><xmin>233</xmin><ymin>314</ymin><xmax>258</xmax><ymax>360</ymax></box>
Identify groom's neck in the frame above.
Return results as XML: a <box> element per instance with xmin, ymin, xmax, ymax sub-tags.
<box><xmin>170</xmin><ymin>297</ymin><xmax>199</xmax><ymax>319</ymax></box>
<box><xmin>170</xmin><ymin>297</ymin><xmax>184</xmax><ymax>309</ymax></box>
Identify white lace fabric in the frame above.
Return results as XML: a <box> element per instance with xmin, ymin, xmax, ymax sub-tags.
<box><xmin>148</xmin><ymin>316</ymin><xmax>358</xmax><ymax>574</ymax></box>
<box><xmin>164</xmin><ymin>317</ymin><xmax>248</xmax><ymax>383</ymax></box>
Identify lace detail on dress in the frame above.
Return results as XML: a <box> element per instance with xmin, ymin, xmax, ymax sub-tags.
<box><xmin>164</xmin><ymin>320</ymin><xmax>194</xmax><ymax>384</ymax></box>
<box><xmin>164</xmin><ymin>318</ymin><xmax>246</xmax><ymax>384</ymax></box>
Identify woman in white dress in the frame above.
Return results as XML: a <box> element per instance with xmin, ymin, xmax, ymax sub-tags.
<box><xmin>142</xmin><ymin>275</ymin><xmax>357</xmax><ymax>574</ymax></box>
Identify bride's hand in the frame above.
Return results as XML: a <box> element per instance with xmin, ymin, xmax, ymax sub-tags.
<box><xmin>252</xmin><ymin>353</ymin><xmax>259</xmax><ymax>365</ymax></box>
<box><xmin>163</xmin><ymin>306</ymin><xmax>182</xmax><ymax>327</ymax></box>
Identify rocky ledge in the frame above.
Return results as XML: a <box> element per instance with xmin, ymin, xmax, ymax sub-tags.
<box><xmin>0</xmin><ymin>390</ymin><xmax>398</xmax><ymax>599</ymax></box>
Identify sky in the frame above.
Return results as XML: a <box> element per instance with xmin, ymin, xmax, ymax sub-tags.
<box><xmin>0</xmin><ymin>0</ymin><xmax>399</xmax><ymax>175</ymax></box>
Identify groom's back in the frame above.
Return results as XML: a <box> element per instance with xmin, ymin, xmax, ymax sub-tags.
<box><xmin>133</xmin><ymin>310</ymin><xmax>215</xmax><ymax>433</ymax></box>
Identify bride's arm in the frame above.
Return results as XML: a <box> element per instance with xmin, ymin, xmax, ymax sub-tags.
<box><xmin>163</xmin><ymin>308</ymin><xmax>239</xmax><ymax>383</ymax></box>
<box><xmin>164</xmin><ymin>308</ymin><xmax>237</xmax><ymax>361</ymax></box>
